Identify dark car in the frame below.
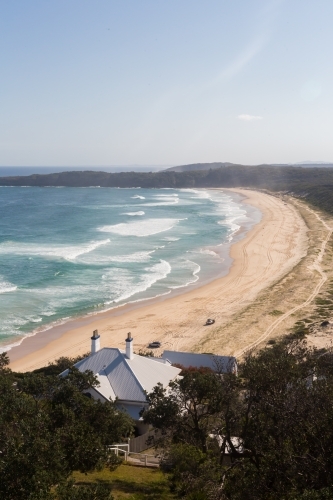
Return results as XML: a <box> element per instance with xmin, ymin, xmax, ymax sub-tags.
<box><xmin>148</xmin><ymin>341</ymin><xmax>161</xmax><ymax>348</ymax></box>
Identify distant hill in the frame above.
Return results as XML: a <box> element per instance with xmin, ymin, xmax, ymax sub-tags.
<box><xmin>293</xmin><ymin>162</ymin><xmax>333</xmax><ymax>168</ymax></box>
<box><xmin>0</xmin><ymin>165</ymin><xmax>168</xmax><ymax>177</ymax></box>
<box><xmin>164</xmin><ymin>162</ymin><xmax>235</xmax><ymax>172</ymax></box>
<box><xmin>295</xmin><ymin>161</ymin><xmax>333</xmax><ymax>165</ymax></box>
<box><xmin>166</xmin><ymin>161</ymin><xmax>333</xmax><ymax>172</ymax></box>
<box><xmin>1</xmin><ymin>165</ymin><xmax>333</xmax><ymax>216</ymax></box>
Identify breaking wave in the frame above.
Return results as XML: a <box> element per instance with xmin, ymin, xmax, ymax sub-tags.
<box><xmin>98</xmin><ymin>218</ymin><xmax>183</xmax><ymax>237</ymax></box>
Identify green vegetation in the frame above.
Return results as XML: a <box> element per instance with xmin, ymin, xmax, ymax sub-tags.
<box><xmin>0</xmin><ymin>353</ymin><xmax>133</xmax><ymax>499</ymax></box>
<box><xmin>73</xmin><ymin>464</ymin><xmax>175</xmax><ymax>499</ymax></box>
<box><xmin>142</xmin><ymin>336</ymin><xmax>333</xmax><ymax>499</ymax></box>
<box><xmin>3</xmin><ymin>334</ymin><xmax>333</xmax><ymax>498</ymax></box>
<box><xmin>269</xmin><ymin>309</ymin><xmax>283</xmax><ymax>316</ymax></box>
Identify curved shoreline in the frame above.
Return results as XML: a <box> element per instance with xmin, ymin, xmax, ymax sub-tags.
<box><xmin>9</xmin><ymin>189</ymin><xmax>308</xmax><ymax>372</ymax></box>
<box><xmin>3</xmin><ymin>188</ymin><xmax>257</xmax><ymax>355</ymax></box>
<box><xmin>0</xmin><ymin>189</ymin><xmax>256</xmax><ymax>352</ymax></box>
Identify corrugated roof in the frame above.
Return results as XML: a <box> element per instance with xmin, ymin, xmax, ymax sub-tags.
<box><xmin>162</xmin><ymin>350</ymin><xmax>237</xmax><ymax>372</ymax></box>
<box><xmin>73</xmin><ymin>348</ymin><xmax>181</xmax><ymax>404</ymax></box>
<box><xmin>75</xmin><ymin>348</ymin><xmax>146</xmax><ymax>402</ymax></box>
<box><xmin>124</xmin><ymin>353</ymin><xmax>181</xmax><ymax>394</ymax></box>
<box><xmin>94</xmin><ymin>373</ymin><xmax>116</xmax><ymax>401</ymax></box>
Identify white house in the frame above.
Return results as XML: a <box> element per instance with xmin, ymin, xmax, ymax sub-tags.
<box><xmin>64</xmin><ymin>331</ymin><xmax>237</xmax><ymax>434</ymax></box>
<box><xmin>63</xmin><ymin>331</ymin><xmax>181</xmax><ymax>434</ymax></box>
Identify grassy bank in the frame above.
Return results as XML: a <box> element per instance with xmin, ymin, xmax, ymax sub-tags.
<box><xmin>73</xmin><ymin>463</ymin><xmax>175</xmax><ymax>500</ymax></box>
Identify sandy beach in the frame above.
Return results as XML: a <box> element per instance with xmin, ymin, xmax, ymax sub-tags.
<box><xmin>9</xmin><ymin>189</ymin><xmax>310</xmax><ymax>372</ymax></box>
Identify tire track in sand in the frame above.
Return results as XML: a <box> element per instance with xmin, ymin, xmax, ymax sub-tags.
<box><xmin>235</xmin><ymin>203</ymin><xmax>333</xmax><ymax>358</ymax></box>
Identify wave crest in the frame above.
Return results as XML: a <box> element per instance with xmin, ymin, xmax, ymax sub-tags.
<box><xmin>98</xmin><ymin>218</ymin><xmax>182</xmax><ymax>237</ymax></box>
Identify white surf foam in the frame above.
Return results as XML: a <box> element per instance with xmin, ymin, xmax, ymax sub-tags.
<box><xmin>153</xmin><ymin>193</ymin><xmax>179</xmax><ymax>198</ymax></box>
<box><xmin>140</xmin><ymin>199</ymin><xmax>179</xmax><ymax>207</ymax></box>
<box><xmin>98</xmin><ymin>218</ymin><xmax>183</xmax><ymax>237</ymax></box>
<box><xmin>121</xmin><ymin>211</ymin><xmax>145</xmax><ymax>216</ymax></box>
<box><xmin>29</xmin><ymin>316</ymin><xmax>43</xmax><ymax>323</ymax></box>
<box><xmin>190</xmin><ymin>191</ymin><xmax>212</xmax><ymax>200</ymax></box>
<box><xmin>0</xmin><ymin>239</ymin><xmax>111</xmax><ymax>261</ymax></box>
<box><xmin>0</xmin><ymin>278</ymin><xmax>17</xmax><ymax>294</ymax></box>
<box><xmin>42</xmin><ymin>310</ymin><xmax>57</xmax><ymax>317</ymax></box>
<box><xmin>76</xmin><ymin>250</ymin><xmax>155</xmax><ymax>265</ymax></box>
<box><xmin>179</xmin><ymin>188</ymin><xmax>198</xmax><ymax>194</ymax></box>
<box><xmin>103</xmin><ymin>259</ymin><xmax>171</xmax><ymax>303</ymax></box>
<box><xmin>111</xmin><ymin>251</ymin><xmax>154</xmax><ymax>263</ymax></box>
<box><xmin>169</xmin><ymin>260</ymin><xmax>201</xmax><ymax>289</ymax></box>
<box><xmin>199</xmin><ymin>249</ymin><xmax>219</xmax><ymax>257</ymax></box>
<box><xmin>131</xmin><ymin>195</ymin><xmax>145</xmax><ymax>200</ymax></box>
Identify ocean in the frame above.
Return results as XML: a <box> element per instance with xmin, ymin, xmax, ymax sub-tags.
<box><xmin>0</xmin><ymin>187</ymin><xmax>261</xmax><ymax>351</ymax></box>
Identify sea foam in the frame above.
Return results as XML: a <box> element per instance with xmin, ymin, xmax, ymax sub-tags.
<box><xmin>0</xmin><ymin>239</ymin><xmax>110</xmax><ymax>261</ymax></box>
<box><xmin>79</xmin><ymin>250</ymin><xmax>154</xmax><ymax>265</ymax></box>
<box><xmin>168</xmin><ymin>260</ymin><xmax>201</xmax><ymax>289</ymax></box>
<box><xmin>110</xmin><ymin>259</ymin><xmax>172</xmax><ymax>303</ymax></box>
<box><xmin>0</xmin><ymin>278</ymin><xmax>17</xmax><ymax>294</ymax></box>
<box><xmin>98</xmin><ymin>218</ymin><xmax>182</xmax><ymax>237</ymax></box>
<box><xmin>140</xmin><ymin>199</ymin><xmax>179</xmax><ymax>207</ymax></box>
<box><xmin>121</xmin><ymin>211</ymin><xmax>145</xmax><ymax>216</ymax></box>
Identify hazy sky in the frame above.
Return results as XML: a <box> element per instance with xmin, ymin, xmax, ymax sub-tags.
<box><xmin>1</xmin><ymin>0</ymin><xmax>332</xmax><ymax>167</ymax></box>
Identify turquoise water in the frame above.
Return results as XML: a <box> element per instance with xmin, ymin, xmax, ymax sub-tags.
<box><xmin>0</xmin><ymin>187</ymin><xmax>261</xmax><ymax>350</ymax></box>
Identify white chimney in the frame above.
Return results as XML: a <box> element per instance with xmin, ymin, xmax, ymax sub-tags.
<box><xmin>125</xmin><ymin>332</ymin><xmax>134</xmax><ymax>360</ymax></box>
<box><xmin>91</xmin><ymin>329</ymin><xmax>100</xmax><ymax>354</ymax></box>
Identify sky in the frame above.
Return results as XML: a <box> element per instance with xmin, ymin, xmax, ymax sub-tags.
<box><xmin>1</xmin><ymin>0</ymin><xmax>333</xmax><ymax>167</ymax></box>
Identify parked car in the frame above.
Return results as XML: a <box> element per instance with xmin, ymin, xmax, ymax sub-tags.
<box><xmin>148</xmin><ymin>341</ymin><xmax>161</xmax><ymax>348</ymax></box>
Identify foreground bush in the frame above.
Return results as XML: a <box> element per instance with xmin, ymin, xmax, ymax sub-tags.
<box><xmin>142</xmin><ymin>337</ymin><xmax>333</xmax><ymax>499</ymax></box>
<box><xmin>0</xmin><ymin>353</ymin><xmax>133</xmax><ymax>500</ymax></box>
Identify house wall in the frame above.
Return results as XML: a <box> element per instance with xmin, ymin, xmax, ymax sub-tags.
<box><xmin>83</xmin><ymin>389</ymin><xmax>149</xmax><ymax>436</ymax></box>
<box><xmin>83</xmin><ymin>387</ymin><xmax>107</xmax><ymax>402</ymax></box>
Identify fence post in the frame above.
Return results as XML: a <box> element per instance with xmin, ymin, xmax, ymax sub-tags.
<box><xmin>145</xmin><ymin>455</ymin><xmax>148</xmax><ymax>467</ymax></box>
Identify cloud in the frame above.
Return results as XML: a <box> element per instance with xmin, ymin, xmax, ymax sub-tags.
<box><xmin>238</xmin><ymin>114</ymin><xmax>263</xmax><ymax>121</ymax></box>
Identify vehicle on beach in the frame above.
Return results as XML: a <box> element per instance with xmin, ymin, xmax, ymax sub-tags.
<box><xmin>205</xmin><ymin>319</ymin><xmax>215</xmax><ymax>326</ymax></box>
<box><xmin>148</xmin><ymin>341</ymin><xmax>161</xmax><ymax>348</ymax></box>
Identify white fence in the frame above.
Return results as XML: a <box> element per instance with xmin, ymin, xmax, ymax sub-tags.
<box><xmin>108</xmin><ymin>444</ymin><xmax>159</xmax><ymax>467</ymax></box>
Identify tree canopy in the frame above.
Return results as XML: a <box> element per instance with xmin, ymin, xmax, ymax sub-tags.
<box><xmin>0</xmin><ymin>353</ymin><xmax>133</xmax><ymax>500</ymax></box>
<box><xmin>142</xmin><ymin>337</ymin><xmax>333</xmax><ymax>499</ymax></box>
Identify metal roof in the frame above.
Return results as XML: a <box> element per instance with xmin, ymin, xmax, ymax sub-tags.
<box><xmin>94</xmin><ymin>373</ymin><xmax>116</xmax><ymax>401</ymax></box>
<box><xmin>73</xmin><ymin>348</ymin><xmax>181</xmax><ymax>404</ymax></box>
<box><xmin>162</xmin><ymin>350</ymin><xmax>237</xmax><ymax>372</ymax></box>
<box><xmin>75</xmin><ymin>348</ymin><xmax>146</xmax><ymax>402</ymax></box>
<box><xmin>124</xmin><ymin>351</ymin><xmax>181</xmax><ymax>394</ymax></box>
